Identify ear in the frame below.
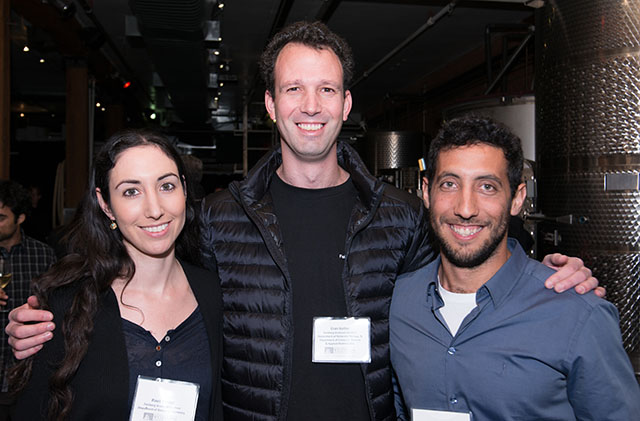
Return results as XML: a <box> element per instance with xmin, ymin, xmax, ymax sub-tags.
<box><xmin>421</xmin><ymin>176</ymin><xmax>430</xmax><ymax>210</ymax></box>
<box><xmin>16</xmin><ymin>213</ymin><xmax>26</xmax><ymax>226</ymax></box>
<box><xmin>265</xmin><ymin>89</ymin><xmax>276</xmax><ymax>121</ymax></box>
<box><xmin>95</xmin><ymin>188</ymin><xmax>115</xmax><ymax>220</ymax></box>
<box><xmin>510</xmin><ymin>183</ymin><xmax>527</xmax><ymax>216</ymax></box>
<box><xmin>342</xmin><ymin>90</ymin><xmax>353</xmax><ymax>121</ymax></box>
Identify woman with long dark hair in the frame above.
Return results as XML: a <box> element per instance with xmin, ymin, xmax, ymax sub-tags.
<box><xmin>10</xmin><ymin>129</ymin><xmax>222</xmax><ymax>420</ymax></box>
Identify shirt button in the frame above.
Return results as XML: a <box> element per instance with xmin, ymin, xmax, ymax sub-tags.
<box><xmin>155</xmin><ymin>360</ymin><xmax>162</xmax><ymax>367</ymax></box>
<box><xmin>450</xmin><ymin>396</ymin><xmax>458</xmax><ymax>405</ymax></box>
<box><xmin>155</xmin><ymin>345</ymin><xmax>161</xmax><ymax>351</ymax></box>
<box><xmin>164</xmin><ymin>335</ymin><xmax>171</xmax><ymax>342</ymax></box>
<box><xmin>447</xmin><ymin>347</ymin><xmax>456</xmax><ymax>355</ymax></box>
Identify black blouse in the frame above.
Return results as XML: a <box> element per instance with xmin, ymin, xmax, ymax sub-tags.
<box><xmin>122</xmin><ymin>306</ymin><xmax>212</xmax><ymax>420</ymax></box>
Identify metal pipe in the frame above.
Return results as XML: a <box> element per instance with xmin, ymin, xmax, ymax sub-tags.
<box><xmin>351</xmin><ymin>0</ymin><xmax>459</xmax><ymax>88</ymax></box>
<box><xmin>484</xmin><ymin>28</ymin><xmax>533</xmax><ymax>95</ymax></box>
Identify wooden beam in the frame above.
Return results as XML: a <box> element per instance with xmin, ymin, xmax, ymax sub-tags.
<box><xmin>65</xmin><ymin>60</ymin><xmax>89</xmax><ymax>209</ymax></box>
<box><xmin>0</xmin><ymin>0</ymin><xmax>9</xmax><ymax>179</ymax></box>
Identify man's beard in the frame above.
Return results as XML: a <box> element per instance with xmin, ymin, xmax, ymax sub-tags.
<box><xmin>430</xmin><ymin>212</ymin><xmax>509</xmax><ymax>269</ymax></box>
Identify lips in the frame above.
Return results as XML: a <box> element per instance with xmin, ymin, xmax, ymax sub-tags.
<box><xmin>297</xmin><ymin>122</ymin><xmax>324</xmax><ymax>131</ymax></box>
<box><xmin>141</xmin><ymin>223</ymin><xmax>169</xmax><ymax>233</ymax></box>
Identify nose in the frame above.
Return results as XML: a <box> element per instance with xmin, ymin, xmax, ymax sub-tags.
<box><xmin>453</xmin><ymin>187</ymin><xmax>479</xmax><ymax>220</ymax></box>
<box><xmin>144</xmin><ymin>191</ymin><xmax>164</xmax><ymax>220</ymax></box>
<box><xmin>300</xmin><ymin>90</ymin><xmax>320</xmax><ymax>115</ymax></box>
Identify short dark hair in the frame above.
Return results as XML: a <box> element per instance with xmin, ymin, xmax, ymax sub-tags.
<box><xmin>426</xmin><ymin>116</ymin><xmax>524</xmax><ymax>197</ymax></box>
<box><xmin>259</xmin><ymin>21</ymin><xmax>354</xmax><ymax>96</ymax></box>
<box><xmin>0</xmin><ymin>179</ymin><xmax>31</xmax><ymax>221</ymax></box>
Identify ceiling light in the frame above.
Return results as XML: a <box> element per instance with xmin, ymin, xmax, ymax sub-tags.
<box><xmin>219</xmin><ymin>82</ymin><xmax>224</xmax><ymax>87</ymax></box>
<box><xmin>96</xmin><ymin>102</ymin><xmax>101</xmax><ymax>107</ymax></box>
<box><xmin>219</xmin><ymin>64</ymin><xmax>224</xmax><ymax>69</ymax></box>
<box><xmin>150</xmin><ymin>112</ymin><xmax>157</xmax><ymax>120</ymax></box>
<box><xmin>213</xmin><ymin>50</ymin><xmax>220</xmax><ymax>56</ymax></box>
<box><xmin>214</xmin><ymin>97</ymin><xmax>219</xmax><ymax>101</ymax></box>
<box><xmin>23</xmin><ymin>46</ymin><xmax>29</xmax><ymax>52</ymax></box>
<box><xmin>101</xmin><ymin>107</ymin><xmax>106</xmax><ymax>112</ymax></box>
<box><xmin>39</xmin><ymin>58</ymin><xmax>45</xmax><ymax>63</ymax></box>
<box><xmin>218</xmin><ymin>3</ymin><xmax>224</xmax><ymax>9</ymax></box>
<box><xmin>20</xmin><ymin>113</ymin><xmax>25</xmax><ymax>117</ymax></box>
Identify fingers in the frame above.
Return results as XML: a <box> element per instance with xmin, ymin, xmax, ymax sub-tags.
<box><xmin>6</xmin><ymin>321</ymin><xmax>54</xmax><ymax>360</ymax></box>
<box><xmin>5</xmin><ymin>300</ymin><xmax>54</xmax><ymax>361</ymax></box>
<box><xmin>541</xmin><ymin>253</ymin><xmax>568</xmax><ymax>270</ymax></box>
<box><xmin>594</xmin><ymin>285</ymin><xmax>606</xmax><ymax>298</ymax></box>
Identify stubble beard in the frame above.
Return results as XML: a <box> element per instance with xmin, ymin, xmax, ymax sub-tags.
<box><xmin>431</xmin><ymin>212</ymin><xmax>509</xmax><ymax>269</ymax></box>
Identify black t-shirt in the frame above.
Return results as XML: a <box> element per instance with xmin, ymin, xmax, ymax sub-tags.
<box><xmin>270</xmin><ymin>175</ymin><xmax>370</xmax><ymax>420</ymax></box>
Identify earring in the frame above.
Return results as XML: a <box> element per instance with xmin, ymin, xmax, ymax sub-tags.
<box><xmin>109</xmin><ymin>220</ymin><xmax>117</xmax><ymax>230</ymax></box>
<box><xmin>272</xmin><ymin>118</ymin><xmax>276</xmax><ymax>123</ymax></box>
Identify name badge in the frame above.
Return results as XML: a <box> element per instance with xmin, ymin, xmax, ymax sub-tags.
<box><xmin>312</xmin><ymin>317</ymin><xmax>371</xmax><ymax>363</ymax></box>
<box><xmin>411</xmin><ymin>408</ymin><xmax>472</xmax><ymax>421</ymax></box>
<box><xmin>130</xmin><ymin>376</ymin><xmax>199</xmax><ymax>421</ymax></box>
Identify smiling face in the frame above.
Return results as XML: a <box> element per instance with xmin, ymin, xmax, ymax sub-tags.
<box><xmin>424</xmin><ymin>143</ymin><xmax>526</xmax><ymax>269</ymax></box>
<box><xmin>265</xmin><ymin>42</ymin><xmax>352</xmax><ymax>165</ymax></box>
<box><xmin>96</xmin><ymin>145</ymin><xmax>186</xmax><ymax>261</ymax></box>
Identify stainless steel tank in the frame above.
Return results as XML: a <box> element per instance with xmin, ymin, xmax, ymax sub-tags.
<box><xmin>361</xmin><ymin>131</ymin><xmax>424</xmax><ymax>191</ymax></box>
<box><xmin>536</xmin><ymin>0</ymin><xmax>640</xmax><ymax>373</ymax></box>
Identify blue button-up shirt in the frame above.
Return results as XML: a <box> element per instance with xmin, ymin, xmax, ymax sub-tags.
<box><xmin>390</xmin><ymin>239</ymin><xmax>640</xmax><ymax>420</ymax></box>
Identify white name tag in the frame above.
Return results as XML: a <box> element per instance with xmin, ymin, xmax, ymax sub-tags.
<box><xmin>412</xmin><ymin>408</ymin><xmax>472</xmax><ymax>421</ymax></box>
<box><xmin>312</xmin><ymin>317</ymin><xmax>371</xmax><ymax>363</ymax></box>
<box><xmin>129</xmin><ymin>376</ymin><xmax>199</xmax><ymax>421</ymax></box>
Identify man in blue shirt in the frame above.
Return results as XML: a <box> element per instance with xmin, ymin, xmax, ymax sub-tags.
<box><xmin>390</xmin><ymin>116</ymin><xmax>640</xmax><ymax>421</ymax></box>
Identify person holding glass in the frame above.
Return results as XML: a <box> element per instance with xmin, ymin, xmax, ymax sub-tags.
<box><xmin>9</xmin><ymin>130</ymin><xmax>223</xmax><ymax>420</ymax></box>
<box><xmin>0</xmin><ymin>179</ymin><xmax>56</xmax><ymax>421</ymax></box>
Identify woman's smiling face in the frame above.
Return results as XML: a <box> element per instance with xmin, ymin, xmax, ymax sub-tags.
<box><xmin>97</xmin><ymin>144</ymin><xmax>186</xmax><ymax>261</ymax></box>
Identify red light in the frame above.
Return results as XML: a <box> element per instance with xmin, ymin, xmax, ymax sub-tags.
<box><xmin>123</xmin><ymin>81</ymin><xmax>131</xmax><ymax>89</ymax></box>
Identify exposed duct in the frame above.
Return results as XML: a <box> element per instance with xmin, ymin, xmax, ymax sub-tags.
<box><xmin>128</xmin><ymin>0</ymin><xmax>213</xmax><ymax>124</ymax></box>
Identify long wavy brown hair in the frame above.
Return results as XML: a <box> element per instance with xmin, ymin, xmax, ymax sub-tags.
<box><xmin>10</xmin><ymin>129</ymin><xmax>202</xmax><ymax>420</ymax></box>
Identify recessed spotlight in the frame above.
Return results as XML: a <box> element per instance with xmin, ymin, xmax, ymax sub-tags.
<box><xmin>101</xmin><ymin>107</ymin><xmax>106</xmax><ymax>112</ymax></box>
<box><xmin>219</xmin><ymin>82</ymin><xmax>224</xmax><ymax>87</ymax></box>
<box><xmin>96</xmin><ymin>102</ymin><xmax>101</xmax><ymax>107</ymax></box>
<box><xmin>23</xmin><ymin>46</ymin><xmax>29</xmax><ymax>52</ymax></box>
<box><xmin>213</xmin><ymin>50</ymin><xmax>220</xmax><ymax>56</ymax></box>
<box><xmin>150</xmin><ymin>112</ymin><xmax>157</xmax><ymax>120</ymax></box>
<box><xmin>39</xmin><ymin>58</ymin><xmax>45</xmax><ymax>63</ymax></box>
<box><xmin>19</xmin><ymin>113</ymin><xmax>25</xmax><ymax>117</ymax></box>
<box><xmin>219</xmin><ymin>64</ymin><xmax>224</xmax><ymax>69</ymax></box>
<box><xmin>218</xmin><ymin>3</ymin><xmax>224</xmax><ymax>9</ymax></box>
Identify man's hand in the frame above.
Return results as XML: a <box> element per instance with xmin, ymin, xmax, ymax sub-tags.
<box><xmin>0</xmin><ymin>288</ymin><xmax>7</xmax><ymax>306</ymax></box>
<box><xmin>542</xmin><ymin>253</ymin><xmax>605</xmax><ymax>297</ymax></box>
<box><xmin>6</xmin><ymin>296</ymin><xmax>55</xmax><ymax>360</ymax></box>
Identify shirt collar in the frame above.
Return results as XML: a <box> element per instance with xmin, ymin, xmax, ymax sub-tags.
<box><xmin>479</xmin><ymin>238</ymin><xmax>529</xmax><ymax>307</ymax></box>
<box><xmin>426</xmin><ymin>238</ymin><xmax>528</xmax><ymax>308</ymax></box>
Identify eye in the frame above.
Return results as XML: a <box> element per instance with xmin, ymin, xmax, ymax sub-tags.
<box><xmin>286</xmin><ymin>86</ymin><xmax>300</xmax><ymax>92</ymax></box>
<box><xmin>480</xmin><ymin>183</ymin><xmax>497</xmax><ymax>192</ymax></box>
<box><xmin>160</xmin><ymin>182</ymin><xmax>176</xmax><ymax>192</ymax></box>
<box><xmin>440</xmin><ymin>181</ymin><xmax>456</xmax><ymax>190</ymax></box>
<box><xmin>321</xmin><ymin>87</ymin><xmax>336</xmax><ymax>93</ymax></box>
<box><xmin>123</xmin><ymin>188</ymin><xmax>139</xmax><ymax>197</ymax></box>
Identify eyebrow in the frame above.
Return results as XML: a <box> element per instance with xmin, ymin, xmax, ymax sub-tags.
<box><xmin>436</xmin><ymin>172</ymin><xmax>504</xmax><ymax>186</ymax></box>
<box><xmin>114</xmin><ymin>172</ymin><xmax>179</xmax><ymax>189</ymax></box>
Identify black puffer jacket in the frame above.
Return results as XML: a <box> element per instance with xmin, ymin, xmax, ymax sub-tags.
<box><xmin>202</xmin><ymin>142</ymin><xmax>433</xmax><ymax>421</ymax></box>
